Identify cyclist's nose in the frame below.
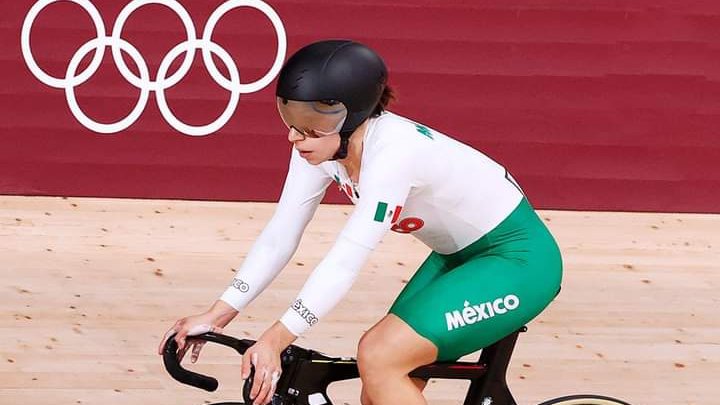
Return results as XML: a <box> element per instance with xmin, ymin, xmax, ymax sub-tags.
<box><xmin>288</xmin><ymin>128</ymin><xmax>304</xmax><ymax>142</ymax></box>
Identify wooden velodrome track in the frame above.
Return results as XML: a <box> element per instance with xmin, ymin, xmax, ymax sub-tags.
<box><xmin>1</xmin><ymin>195</ymin><xmax>718</xmax><ymax>405</ymax></box>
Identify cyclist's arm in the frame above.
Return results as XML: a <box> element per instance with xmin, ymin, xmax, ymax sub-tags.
<box><xmin>280</xmin><ymin>143</ymin><xmax>415</xmax><ymax>335</ymax></box>
<box><xmin>219</xmin><ymin>148</ymin><xmax>332</xmax><ymax>310</ymax></box>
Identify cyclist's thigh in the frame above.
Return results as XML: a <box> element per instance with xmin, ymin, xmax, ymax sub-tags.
<box><xmin>390</xmin><ymin>254</ymin><xmax>560</xmax><ymax>361</ymax></box>
<box><xmin>389</xmin><ymin>251</ymin><xmax>452</xmax><ymax>310</ymax></box>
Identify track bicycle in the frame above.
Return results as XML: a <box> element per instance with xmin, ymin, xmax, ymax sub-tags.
<box><xmin>163</xmin><ymin>326</ymin><xmax>630</xmax><ymax>405</ymax></box>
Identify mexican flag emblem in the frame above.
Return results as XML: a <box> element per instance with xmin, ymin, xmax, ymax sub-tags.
<box><xmin>373</xmin><ymin>201</ymin><xmax>403</xmax><ymax>223</ymax></box>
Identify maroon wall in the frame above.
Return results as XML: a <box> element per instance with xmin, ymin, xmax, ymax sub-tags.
<box><xmin>2</xmin><ymin>1</ymin><xmax>719</xmax><ymax>212</ymax></box>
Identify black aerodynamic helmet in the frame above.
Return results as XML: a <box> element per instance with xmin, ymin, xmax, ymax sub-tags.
<box><xmin>276</xmin><ymin>39</ymin><xmax>388</xmax><ymax>159</ymax></box>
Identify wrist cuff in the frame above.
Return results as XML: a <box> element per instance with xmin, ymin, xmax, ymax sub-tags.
<box><xmin>280</xmin><ymin>298</ymin><xmax>319</xmax><ymax>336</ymax></box>
<box><xmin>219</xmin><ymin>287</ymin><xmax>246</xmax><ymax>311</ymax></box>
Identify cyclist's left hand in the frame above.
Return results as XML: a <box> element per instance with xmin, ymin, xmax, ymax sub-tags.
<box><xmin>242</xmin><ymin>340</ymin><xmax>281</xmax><ymax>405</ymax></box>
<box><xmin>242</xmin><ymin>322</ymin><xmax>296</xmax><ymax>405</ymax></box>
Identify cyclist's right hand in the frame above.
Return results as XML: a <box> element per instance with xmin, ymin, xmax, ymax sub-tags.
<box><xmin>158</xmin><ymin>300</ymin><xmax>238</xmax><ymax>363</ymax></box>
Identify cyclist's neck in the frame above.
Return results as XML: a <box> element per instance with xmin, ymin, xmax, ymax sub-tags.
<box><xmin>338</xmin><ymin>120</ymin><xmax>369</xmax><ymax>183</ymax></box>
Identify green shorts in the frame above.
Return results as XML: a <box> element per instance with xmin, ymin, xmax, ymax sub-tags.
<box><xmin>389</xmin><ymin>198</ymin><xmax>563</xmax><ymax>361</ymax></box>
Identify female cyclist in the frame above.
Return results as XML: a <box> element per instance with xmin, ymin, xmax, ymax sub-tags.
<box><xmin>158</xmin><ymin>40</ymin><xmax>563</xmax><ymax>405</ymax></box>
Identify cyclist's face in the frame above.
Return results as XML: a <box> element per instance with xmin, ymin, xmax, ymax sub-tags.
<box><xmin>278</xmin><ymin>98</ymin><xmax>346</xmax><ymax>164</ymax></box>
<box><xmin>287</xmin><ymin>127</ymin><xmax>340</xmax><ymax>165</ymax></box>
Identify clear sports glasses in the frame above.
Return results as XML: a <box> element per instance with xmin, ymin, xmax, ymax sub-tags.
<box><xmin>277</xmin><ymin>97</ymin><xmax>347</xmax><ymax>138</ymax></box>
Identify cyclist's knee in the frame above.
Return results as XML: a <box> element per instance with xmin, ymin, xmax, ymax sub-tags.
<box><xmin>358</xmin><ymin>315</ymin><xmax>437</xmax><ymax>380</ymax></box>
<box><xmin>360</xmin><ymin>387</ymin><xmax>374</xmax><ymax>405</ymax></box>
<box><xmin>357</xmin><ymin>328</ymin><xmax>386</xmax><ymax>376</ymax></box>
<box><xmin>357</xmin><ymin>327</ymin><xmax>404</xmax><ymax>382</ymax></box>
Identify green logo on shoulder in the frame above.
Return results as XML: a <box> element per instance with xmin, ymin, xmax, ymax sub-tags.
<box><xmin>414</xmin><ymin>124</ymin><xmax>433</xmax><ymax>139</ymax></box>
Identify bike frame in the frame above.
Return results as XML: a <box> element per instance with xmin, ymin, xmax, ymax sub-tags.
<box><xmin>163</xmin><ymin>326</ymin><xmax>527</xmax><ymax>405</ymax></box>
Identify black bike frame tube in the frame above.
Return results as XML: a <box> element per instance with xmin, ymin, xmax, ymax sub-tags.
<box><xmin>463</xmin><ymin>330</ymin><xmax>523</xmax><ymax>405</ymax></box>
<box><xmin>410</xmin><ymin>362</ymin><xmax>487</xmax><ymax>380</ymax></box>
<box><xmin>310</xmin><ymin>359</ymin><xmax>361</xmax><ymax>382</ymax></box>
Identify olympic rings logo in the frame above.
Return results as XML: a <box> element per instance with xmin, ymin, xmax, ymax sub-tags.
<box><xmin>21</xmin><ymin>0</ymin><xmax>287</xmax><ymax>136</ymax></box>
